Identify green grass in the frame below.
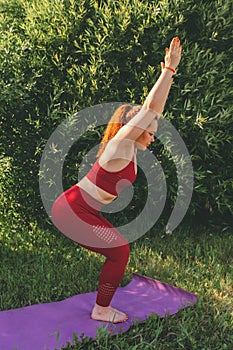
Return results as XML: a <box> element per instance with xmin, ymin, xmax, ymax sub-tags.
<box><xmin>0</xmin><ymin>219</ymin><xmax>232</xmax><ymax>349</ymax></box>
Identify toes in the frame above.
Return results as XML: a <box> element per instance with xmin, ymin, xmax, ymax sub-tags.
<box><xmin>112</xmin><ymin>312</ymin><xmax>128</xmax><ymax>324</ymax></box>
<box><xmin>112</xmin><ymin>317</ymin><xmax>128</xmax><ymax>323</ymax></box>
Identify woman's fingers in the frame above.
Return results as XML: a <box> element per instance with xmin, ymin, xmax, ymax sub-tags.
<box><xmin>164</xmin><ymin>37</ymin><xmax>182</xmax><ymax>70</ymax></box>
<box><xmin>169</xmin><ymin>37</ymin><xmax>180</xmax><ymax>51</ymax></box>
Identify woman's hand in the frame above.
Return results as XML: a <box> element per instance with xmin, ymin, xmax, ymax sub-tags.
<box><xmin>161</xmin><ymin>37</ymin><xmax>182</xmax><ymax>71</ymax></box>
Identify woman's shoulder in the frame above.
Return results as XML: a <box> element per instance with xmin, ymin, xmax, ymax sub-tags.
<box><xmin>103</xmin><ymin>138</ymin><xmax>135</xmax><ymax>160</ymax></box>
<box><xmin>98</xmin><ymin>139</ymin><xmax>135</xmax><ymax>171</ymax></box>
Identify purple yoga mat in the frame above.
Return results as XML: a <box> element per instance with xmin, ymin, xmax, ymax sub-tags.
<box><xmin>0</xmin><ymin>273</ymin><xmax>197</xmax><ymax>350</ymax></box>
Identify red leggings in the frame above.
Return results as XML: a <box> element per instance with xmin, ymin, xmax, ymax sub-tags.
<box><xmin>51</xmin><ymin>185</ymin><xmax>130</xmax><ymax>307</ymax></box>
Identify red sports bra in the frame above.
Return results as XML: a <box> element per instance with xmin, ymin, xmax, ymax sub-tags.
<box><xmin>86</xmin><ymin>158</ymin><xmax>137</xmax><ymax>196</ymax></box>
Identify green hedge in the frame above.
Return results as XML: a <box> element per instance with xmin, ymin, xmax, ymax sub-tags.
<box><xmin>0</xmin><ymin>0</ymin><xmax>232</xmax><ymax>227</ymax></box>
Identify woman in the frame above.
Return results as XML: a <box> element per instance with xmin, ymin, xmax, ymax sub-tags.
<box><xmin>51</xmin><ymin>37</ymin><xmax>182</xmax><ymax>323</ymax></box>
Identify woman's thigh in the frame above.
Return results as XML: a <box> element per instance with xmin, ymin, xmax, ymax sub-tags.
<box><xmin>51</xmin><ymin>185</ymin><xmax>128</xmax><ymax>249</ymax></box>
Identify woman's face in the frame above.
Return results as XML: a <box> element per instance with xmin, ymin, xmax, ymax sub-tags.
<box><xmin>135</xmin><ymin>119</ymin><xmax>157</xmax><ymax>150</ymax></box>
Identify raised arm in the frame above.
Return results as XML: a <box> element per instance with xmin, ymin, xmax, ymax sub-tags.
<box><xmin>115</xmin><ymin>37</ymin><xmax>182</xmax><ymax>140</ymax></box>
<box><xmin>143</xmin><ymin>36</ymin><xmax>182</xmax><ymax>113</ymax></box>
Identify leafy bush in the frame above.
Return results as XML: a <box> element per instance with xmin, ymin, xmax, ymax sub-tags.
<box><xmin>0</xmin><ymin>0</ymin><xmax>232</xmax><ymax>227</ymax></box>
<box><xmin>0</xmin><ymin>156</ymin><xmax>15</xmax><ymax>219</ymax></box>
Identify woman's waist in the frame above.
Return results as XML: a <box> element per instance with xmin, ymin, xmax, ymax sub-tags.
<box><xmin>77</xmin><ymin>177</ymin><xmax>117</xmax><ymax>205</ymax></box>
<box><xmin>53</xmin><ymin>183</ymin><xmax>105</xmax><ymax>215</ymax></box>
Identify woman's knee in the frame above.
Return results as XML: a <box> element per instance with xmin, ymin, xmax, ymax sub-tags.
<box><xmin>123</xmin><ymin>243</ymin><xmax>130</xmax><ymax>261</ymax></box>
<box><xmin>113</xmin><ymin>243</ymin><xmax>130</xmax><ymax>265</ymax></box>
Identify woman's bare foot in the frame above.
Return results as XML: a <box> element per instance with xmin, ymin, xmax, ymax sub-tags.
<box><xmin>91</xmin><ymin>304</ymin><xmax>128</xmax><ymax>323</ymax></box>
